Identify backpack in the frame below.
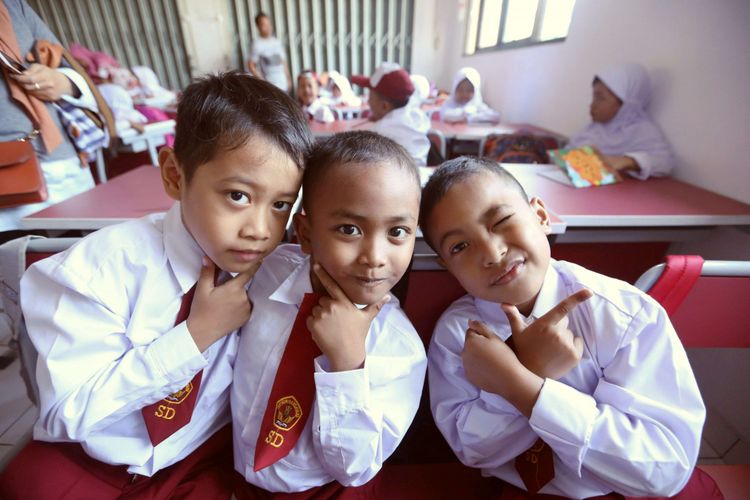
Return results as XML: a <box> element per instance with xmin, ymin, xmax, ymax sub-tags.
<box><xmin>483</xmin><ymin>134</ymin><xmax>550</xmax><ymax>164</ymax></box>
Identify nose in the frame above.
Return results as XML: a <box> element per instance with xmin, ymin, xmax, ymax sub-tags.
<box><xmin>239</xmin><ymin>208</ymin><xmax>271</xmax><ymax>241</ymax></box>
<box><xmin>479</xmin><ymin>235</ymin><xmax>504</xmax><ymax>268</ymax></box>
<box><xmin>358</xmin><ymin>236</ymin><xmax>387</xmax><ymax>268</ymax></box>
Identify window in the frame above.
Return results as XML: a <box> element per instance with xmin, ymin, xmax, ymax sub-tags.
<box><xmin>464</xmin><ymin>0</ymin><xmax>576</xmax><ymax>54</ymax></box>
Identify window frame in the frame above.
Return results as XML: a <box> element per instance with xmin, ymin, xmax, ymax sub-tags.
<box><xmin>464</xmin><ymin>0</ymin><xmax>573</xmax><ymax>55</ymax></box>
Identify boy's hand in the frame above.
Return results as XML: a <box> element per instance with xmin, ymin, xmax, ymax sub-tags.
<box><xmin>463</xmin><ymin>320</ymin><xmax>544</xmax><ymax>417</ymax></box>
<box><xmin>502</xmin><ymin>289</ymin><xmax>593</xmax><ymax>380</ymax></box>
<box><xmin>307</xmin><ymin>263</ymin><xmax>390</xmax><ymax>372</ymax></box>
<box><xmin>187</xmin><ymin>258</ymin><xmax>258</xmax><ymax>352</ymax></box>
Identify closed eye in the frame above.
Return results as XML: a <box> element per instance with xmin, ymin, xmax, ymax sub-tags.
<box><xmin>492</xmin><ymin>214</ymin><xmax>513</xmax><ymax>228</ymax></box>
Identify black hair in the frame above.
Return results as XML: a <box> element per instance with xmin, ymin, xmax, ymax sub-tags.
<box><xmin>592</xmin><ymin>76</ymin><xmax>624</xmax><ymax>105</ymax></box>
<box><xmin>254</xmin><ymin>12</ymin><xmax>268</xmax><ymax>27</ymax></box>
<box><xmin>173</xmin><ymin>71</ymin><xmax>313</xmax><ymax>183</ymax></box>
<box><xmin>302</xmin><ymin>130</ymin><xmax>420</xmax><ymax>212</ymax></box>
<box><xmin>419</xmin><ymin>156</ymin><xmax>529</xmax><ymax>249</ymax></box>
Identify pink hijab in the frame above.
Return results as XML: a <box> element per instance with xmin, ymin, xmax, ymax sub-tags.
<box><xmin>569</xmin><ymin>63</ymin><xmax>675</xmax><ymax>179</ymax></box>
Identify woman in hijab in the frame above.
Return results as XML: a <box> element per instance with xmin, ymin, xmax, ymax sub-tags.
<box><xmin>569</xmin><ymin>63</ymin><xmax>676</xmax><ymax>179</ymax></box>
<box><xmin>440</xmin><ymin>66</ymin><xmax>500</xmax><ymax>123</ymax></box>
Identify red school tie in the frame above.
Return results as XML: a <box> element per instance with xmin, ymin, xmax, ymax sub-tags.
<box><xmin>141</xmin><ymin>283</ymin><xmax>203</xmax><ymax>446</ymax></box>
<box><xmin>505</xmin><ymin>335</ymin><xmax>555</xmax><ymax>493</ymax></box>
<box><xmin>253</xmin><ymin>293</ymin><xmax>321</xmax><ymax>471</ymax></box>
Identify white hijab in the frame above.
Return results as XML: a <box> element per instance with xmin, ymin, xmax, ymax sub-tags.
<box><xmin>322</xmin><ymin>71</ymin><xmax>361</xmax><ymax>107</ymax></box>
<box><xmin>441</xmin><ymin>67</ymin><xmax>499</xmax><ymax>122</ymax></box>
<box><xmin>569</xmin><ymin>63</ymin><xmax>675</xmax><ymax>178</ymax></box>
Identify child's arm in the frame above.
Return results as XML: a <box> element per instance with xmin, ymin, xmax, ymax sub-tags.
<box><xmin>306</xmin><ymin>264</ymin><xmax>427</xmax><ymax>486</ymax></box>
<box><xmin>23</xmin><ymin>252</ymin><xmax>254</xmax><ymax>442</ymax></box>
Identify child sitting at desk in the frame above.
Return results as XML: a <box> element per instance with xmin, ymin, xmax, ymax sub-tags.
<box><xmin>440</xmin><ymin>67</ymin><xmax>500</xmax><ymax>124</ymax></box>
<box><xmin>296</xmin><ymin>69</ymin><xmax>334</xmax><ymax>123</ymax></box>
<box><xmin>0</xmin><ymin>71</ymin><xmax>313</xmax><ymax>499</ymax></box>
<box><xmin>420</xmin><ymin>157</ymin><xmax>712</xmax><ymax>498</ymax></box>
<box><xmin>352</xmin><ymin>62</ymin><xmax>430</xmax><ymax>166</ymax></box>
<box><xmin>320</xmin><ymin>70</ymin><xmax>362</xmax><ymax>109</ymax></box>
<box><xmin>231</xmin><ymin>131</ymin><xmax>427</xmax><ymax>496</ymax></box>
<box><xmin>568</xmin><ymin>62</ymin><xmax>676</xmax><ymax>180</ymax></box>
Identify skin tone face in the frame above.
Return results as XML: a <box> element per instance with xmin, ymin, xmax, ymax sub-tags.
<box><xmin>331</xmin><ymin>85</ymin><xmax>342</xmax><ymax>98</ymax></box>
<box><xmin>590</xmin><ymin>80</ymin><xmax>622</xmax><ymax>123</ymax></box>
<box><xmin>294</xmin><ymin>162</ymin><xmax>420</xmax><ymax>306</ymax></box>
<box><xmin>160</xmin><ymin>134</ymin><xmax>302</xmax><ymax>274</ymax></box>
<box><xmin>256</xmin><ymin>16</ymin><xmax>273</xmax><ymax>38</ymax></box>
<box><xmin>454</xmin><ymin>78</ymin><xmax>475</xmax><ymax>105</ymax></box>
<box><xmin>297</xmin><ymin>75</ymin><xmax>319</xmax><ymax>106</ymax></box>
<box><xmin>425</xmin><ymin>171</ymin><xmax>552</xmax><ymax>316</ymax></box>
<box><xmin>367</xmin><ymin>90</ymin><xmax>392</xmax><ymax>121</ymax></box>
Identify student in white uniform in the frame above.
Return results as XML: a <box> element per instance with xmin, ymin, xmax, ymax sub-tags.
<box><xmin>232</xmin><ymin>131</ymin><xmax>427</xmax><ymax>497</ymax></box>
<box><xmin>0</xmin><ymin>72</ymin><xmax>313</xmax><ymax>499</ymax></box>
<box><xmin>419</xmin><ymin>157</ymin><xmax>714</xmax><ymax>499</ymax></box>
<box><xmin>296</xmin><ymin>69</ymin><xmax>334</xmax><ymax>123</ymax></box>
<box><xmin>440</xmin><ymin>66</ymin><xmax>500</xmax><ymax>123</ymax></box>
<box><xmin>352</xmin><ymin>62</ymin><xmax>430</xmax><ymax>166</ymax></box>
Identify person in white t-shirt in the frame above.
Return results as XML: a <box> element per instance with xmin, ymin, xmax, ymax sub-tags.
<box><xmin>351</xmin><ymin>62</ymin><xmax>430</xmax><ymax>166</ymax></box>
<box><xmin>247</xmin><ymin>12</ymin><xmax>291</xmax><ymax>93</ymax></box>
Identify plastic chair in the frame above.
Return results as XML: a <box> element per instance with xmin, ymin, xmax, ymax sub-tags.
<box><xmin>635</xmin><ymin>255</ymin><xmax>750</xmax><ymax>499</ymax></box>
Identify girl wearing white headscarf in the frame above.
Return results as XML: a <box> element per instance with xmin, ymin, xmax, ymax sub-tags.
<box><xmin>569</xmin><ymin>63</ymin><xmax>676</xmax><ymax>180</ymax></box>
<box><xmin>320</xmin><ymin>70</ymin><xmax>361</xmax><ymax>107</ymax></box>
<box><xmin>440</xmin><ymin>67</ymin><xmax>500</xmax><ymax>123</ymax></box>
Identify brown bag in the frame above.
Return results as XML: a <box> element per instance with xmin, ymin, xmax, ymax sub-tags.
<box><xmin>0</xmin><ymin>140</ymin><xmax>48</xmax><ymax>208</ymax></box>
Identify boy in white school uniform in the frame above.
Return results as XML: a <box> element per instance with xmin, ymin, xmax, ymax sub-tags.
<box><xmin>0</xmin><ymin>72</ymin><xmax>313</xmax><ymax>499</ymax></box>
<box><xmin>352</xmin><ymin>62</ymin><xmax>431</xmax><ymax>166</ymax></box>
<box><xmin>419</xmin><ymin>157</ymin><xmax>715</xmax><ymax>499</ymax></box>
<box><xmin>232</xmin><ymin>131</ymin><xmax>427</xmax><ymax>497</ymax></box>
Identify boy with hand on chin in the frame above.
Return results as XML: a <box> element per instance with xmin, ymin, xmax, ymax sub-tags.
<box><xmin>232</xmin><ymin>131</ymin><xmax>427</xmax><ymax>497</ymax></box>
<box><xmin>0</xmin><ymin>72</ymin><xmax>312</xmax><ymax>499</ymax></box>
<box><xmin>421</xmin><ymin>157</ymin><xmax>709</xmax><ymax>499</ymax></box>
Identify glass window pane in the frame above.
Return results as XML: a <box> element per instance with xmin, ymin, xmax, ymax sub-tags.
<box><xmin>502</xmin><ymin>0</ymin><xmax>538</xmax><ymax>43</ymax></box>
<box><xmin>464</xmin><ymin>0</ymin><xmax>482</xmax><ymax>54</ymax></box>
<box><xmin>478</xmin><ymin>0</ymin><xmax>503</xmax><ymax>49</ymax></box>
<box><xmin>539</xmin><ymin>0</ymin><xmax>576</xmax><ymax>41</ymax></box>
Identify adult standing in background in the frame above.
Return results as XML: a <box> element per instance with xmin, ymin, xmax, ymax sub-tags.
<box><xmin>247</xmin><ymin>12</ymin><xmax>291</xmax><ymax>93</ymax></box>
<box><xmin>0</xmin><ymin>0</ymin><xmax>99</xmax><ymax>234</ymax></box>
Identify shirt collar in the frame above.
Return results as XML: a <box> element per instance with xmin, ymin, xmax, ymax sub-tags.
<box><xmin>269</xmin><ymin>255</ymin><xmax>314</xmax><ymax>307</ymax></box>
<box><xmin>163</xmin><ymin>202</ymin><xmax>204</xmax><ymax>294</ymax></box>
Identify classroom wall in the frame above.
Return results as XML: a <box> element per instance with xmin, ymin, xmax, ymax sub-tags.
<box><xmin>411</xmin><ymin>0</ymin><xmax>750</xmax><ymax>206</ymax></box>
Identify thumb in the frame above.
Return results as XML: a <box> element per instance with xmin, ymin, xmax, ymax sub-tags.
<box><xmin>363</xmin><ymin>294</ymin><xmax>390</xmax><ymax>319</ymax></box>
<box><xmin>501</xmin><ymin>303</ymin><xmax>526</xmax><ymax>336</ymax></box>
<box><xmin>196</xmin><ymin>257</ymin><xmax>216</xmax><ymax>294</ymax></box>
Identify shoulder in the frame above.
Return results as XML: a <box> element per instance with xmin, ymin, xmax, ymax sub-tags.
<box><xmin>251</xmin><ymin>244</ymin><xmax>305</xmax><ymax>290</ymax></box>
<box><xmin>430</xmin><ymin>294</ymin><xmax>476</xmax><ymax>349</ymax></box>
<box><xmin>30</xmin><ymin>214</ymin><xmax>166</xmax><ymax>288</ymax></box>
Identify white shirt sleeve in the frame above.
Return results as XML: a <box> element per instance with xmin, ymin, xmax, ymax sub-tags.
<box><xmin>311</xmin><ymin>316</ymin><xmax>427</xmax><ymax>486</ymax></box>
<box><xmin>58</xmin><ymin>67</ymin><xmax>98</xmax><ymax>111</ymax></box>
<box><xmin>22</xmin><ymin>257</ymin><xmax>207</xmax><ymax>442</ymax></box>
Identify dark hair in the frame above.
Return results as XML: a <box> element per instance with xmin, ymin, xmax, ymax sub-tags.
<box><xmin>174</xmin><ymin>71</ymin><xmax>313</xmax><ymax>183</ymax></box>
<box><xmin>592</xmin><ymin>76</ymin><xmax>623</xmax><ymax>105</ymax></box>
<box><xmin>419</xmin><ymin>156</ymin><xmax>528</xmax><ymax>248</ymax></box>
<box><xmin>374</xmin><ymin>89</ymin><xmax>410</xmax><ymax>110</ymax></box>
<box><xmin>254</xmin><ymin>12</ymin><xmax>268</xmax><ymax>27</ymax></box>
<box><xmin>302</xmin><ymin>130</ymin><xmax>420</xmax><ymax>212</ymax></box>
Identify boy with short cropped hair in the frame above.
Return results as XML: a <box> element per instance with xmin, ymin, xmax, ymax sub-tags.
<box><xmin>232</xmin><ymin>130</ymin><xmax>427</xmax><ymax>496</ymax></box>
<box><xmin>420</xmin><ymin>157</ymin><xmax>708</xmax><ymax>498</ymax></box>
<box><xmin>352</xmin><ymin>62</ymin><xmax>430</xmax><ymax>166</ymax></box>
<box><xmin>0</xmin><ymin>71</ymin><xmax>313</xmax><ymax>499</ymax></box>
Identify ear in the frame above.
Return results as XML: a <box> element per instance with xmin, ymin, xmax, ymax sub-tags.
<box><xmin>529</xmin><ymin>196</ymin><xmax>552</xmax><ymax>235</ymax></box>
<box><xmin>293</xmin><ymin>212</ymin><xmax>313</xmax><ymax>254</ymax></box>
<box><xmin>159</xmin><ymin>147</ymin><xmax>184</xmax><ymax>201</ymax></box>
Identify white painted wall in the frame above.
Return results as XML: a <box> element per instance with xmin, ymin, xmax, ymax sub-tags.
<box><xmin>412</xmin><ymin>0</ymin><xmax>750</xmax><ymax>204</ymax></box>
<box><xmin>177</xmin><ymin>0</ymin><xmax>235</xmax><ymax>77</ymax></box>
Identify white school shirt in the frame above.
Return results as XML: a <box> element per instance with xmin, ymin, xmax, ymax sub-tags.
<box><xmin>428</xmin><ymin>259</ymin><xmax>705</xmax><ymax>498</ymax></box>
<box><xmin>232</xmin><ymin>244</ymin><xmax>427</xmax><ymax>492</ymax></box>
<box><xmin>21</xmin><ymin>203</ymin><xmax>239</xmax><ymax>476</ymax></box>
<box><xmin>371</xmin><ymin>106</ymin><xmax>430</xmax><ymax>166</ymax></box>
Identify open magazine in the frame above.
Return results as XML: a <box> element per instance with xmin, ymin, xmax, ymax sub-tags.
<box><xmin>546</xmin><ymin>146</ymin><xmax>623</xmax><ymax>188</ymax></box>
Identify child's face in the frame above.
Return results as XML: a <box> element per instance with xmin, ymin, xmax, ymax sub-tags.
<box><xmin>367</xmin><ymin>91</ymin><xmax>391</xmax><ymax>121</ymax></box>
<box><xmin>590</xmin><ymin>80</ymin><xmax>622</xmax><ymax>123</ymax></box>
<box><xmin>297</xmin><ymin>76</ymin><xmax>318</xmax><ymax>106</ymax></box>
<box><xmin>295</xmin><ymin>162</ymin><xmax>419</xmax><ymax>305</ymax></box>
<box><xmin>454</xmin><ymin>78</ymin><xmax>475</xmax><ymax>105</ymax></box>
<box><xmin>162</xmin><ymin>135</ymin><xmax>301</xmax><ymax>274</ymax></box>
<box><xmin>425</xmin><ymin>171</ymin><xmax>551</xmax><ymax>316</ymax></box>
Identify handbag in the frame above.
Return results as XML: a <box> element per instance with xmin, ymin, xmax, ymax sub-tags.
<box><xmin>0</xmin><ymin>138</ymin><xmax>48</xmax><ymax>208</ymax></box>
